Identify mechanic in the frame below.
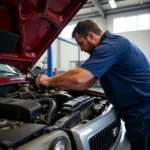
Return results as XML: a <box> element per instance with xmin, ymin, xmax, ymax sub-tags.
<box><xmin>36</xmin><ymin>19</ymin><xmax>150</xmax><ymax>150</ymax></box>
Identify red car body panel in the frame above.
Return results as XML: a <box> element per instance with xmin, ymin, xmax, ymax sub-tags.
<box><xmin>0</xmin><ymin>0</ymin><xmax>87</xmax><ymax>74</ymax></box>
<box><xmin>0</xmin><ymin>77</ymin><xmax>27</xmax><ymax>84</ymax></box>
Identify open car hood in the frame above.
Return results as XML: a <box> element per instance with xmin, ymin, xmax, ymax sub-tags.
<box><xmin>0</xmin><ymin>0</ymin><xmax>87</xmax><ymax>74</ymax></box>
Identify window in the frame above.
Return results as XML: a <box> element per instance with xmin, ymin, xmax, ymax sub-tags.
<box><xmin>0</xmin><ymin>64</ymin><xmax>10</xmax><ymax>72</ymax></box>
<box><xmin>137</xmin><ymin>14</ymin><xmax>150</xmax><ymax>30</ymax></box>
<box><xmin>113</xmin><ymin>17</ymin><xmax>125</xmax><ymax>33</ymax></box>
<box><xmin>125</xmin><ymin>16</ymin><xmax>137</xmax><ymax>32</ymax></box>
<box><xmin>113</xmin><ymin>13</ymin><xmax>150</xmax><ymax>33</ymax></box>
<box><xmin>60</xmin><ymin>24</ymin><xmax>76</xmax><ymax>39</ymax></box>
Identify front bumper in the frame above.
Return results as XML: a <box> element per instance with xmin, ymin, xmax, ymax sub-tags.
<box><xmin>114</xmin><ymin>121</ymin><xmax>130</xmax><ymax>150</ymax></box>
<box><xmin>70</xmin><ymin>105</ymin><xmax>130</xmax><ymax>150</ymax></box>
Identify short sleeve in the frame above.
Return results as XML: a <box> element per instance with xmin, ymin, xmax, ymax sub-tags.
<box><xmin>80</xmin><ymin>44</ymin><xmax>117</xmax><ymax>78</ymax></box>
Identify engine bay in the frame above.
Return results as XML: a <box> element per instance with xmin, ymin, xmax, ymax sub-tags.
<box><xmin>0</xmin><ymin>80</ymin><xmax>109</xmax><ymax>149</ymax></box>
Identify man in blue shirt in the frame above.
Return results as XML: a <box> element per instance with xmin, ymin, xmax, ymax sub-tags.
<box><xmin>36</xmin><ymin>19</ymin><xmax>150</xmax><ymax>150</ymax></box>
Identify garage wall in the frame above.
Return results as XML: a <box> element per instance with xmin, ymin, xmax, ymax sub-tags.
<box><xmin>52</xmin><ymin>39</ymin><xmax>89</xmax><ymax>71</ymax></box>
<box><xmin>107</xmin><ymin>9</ymin><xmax>150</xmax><ymax>60</ymax></box>
<box><xmin>52</xmin><ymin>39</ymin><xmax>59</xmax><ymax>69</ymax></box>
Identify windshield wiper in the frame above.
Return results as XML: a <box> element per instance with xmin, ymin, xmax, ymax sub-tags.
<box><xmin>0</xmin><ymin>70</ymin><xmax>20</xmax><ymax>76</ymax></box>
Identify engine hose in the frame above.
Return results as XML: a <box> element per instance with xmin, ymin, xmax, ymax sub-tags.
<box><xmin>37</xmin><ymin>98</ymin><xmax>57</xmax><ymax>125</ymax></box>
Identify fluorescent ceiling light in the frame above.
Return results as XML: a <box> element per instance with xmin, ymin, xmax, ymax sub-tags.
<box><xmin>109</xmin><ymin>0</ymin><xmax>117</xmax><ymax>9</ymax></box>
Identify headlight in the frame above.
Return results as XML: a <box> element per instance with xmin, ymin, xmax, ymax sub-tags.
<box><xmin>50</xmin><ymin>136</ymin><xmax>70</xmax><ymax>150</ymax></box>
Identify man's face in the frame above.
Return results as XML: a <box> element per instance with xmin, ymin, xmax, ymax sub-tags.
<box><xmin>74</xmin><ymin>33</ymin><xmax>96</xmax><ymax>55</ymax></box>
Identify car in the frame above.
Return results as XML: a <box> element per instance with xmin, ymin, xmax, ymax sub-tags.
<box><xmin>0</xmin><ymin>0</ymin><xmax>130</xmax><ymax>150</ymax></box>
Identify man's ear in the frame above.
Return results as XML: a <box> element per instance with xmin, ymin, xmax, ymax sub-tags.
<box><xmin>87</xmin><ymin>32</ymin><xmax>94</xmax><ymax>41</ymax></box>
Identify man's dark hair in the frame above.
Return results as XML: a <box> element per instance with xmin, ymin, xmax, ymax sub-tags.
<box><xmin>72</xmin><ymin>19</ymin><xmax>102</xmax><ymax>38</ymax></box>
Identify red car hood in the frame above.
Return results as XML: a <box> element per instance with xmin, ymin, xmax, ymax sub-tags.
<box><xmin>0</xmin><ymin>0</ymin><xmax>87</xmax><ymax>74</ymax></box>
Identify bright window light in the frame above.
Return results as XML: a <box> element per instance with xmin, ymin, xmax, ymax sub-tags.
<box><xmin>137</xmin><ymin>14</ymin><xmax>150</xmax><ymax>30</ymax></box>
<box><xmin>60</xmin><ymin>24</ymin><xmax>76</xmax><ymax>39</ymax></box>
<box><xmin>113</xmin><ymin>17</ymin><xmax>125</xmax><ymax>33</ymax></box>
<box><xmin>113</xmin><ymin>13</ymin><xmax>150</xmax><ymax>33</ymax></box>
<box><xmin>109</xmin><ymin>0</ymin><xmax>117</xmax><ymax>9</ymax></box>
<box><xmin>125</xmin><ymin>16</ymin><xmax>137</xmax><ymax>32</ymax></box>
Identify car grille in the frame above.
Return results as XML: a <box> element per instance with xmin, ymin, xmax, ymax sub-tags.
<box><xmin>89</xmin><ymin>117</ymin><xmax>120</xmax><ymax>150</ymax></box>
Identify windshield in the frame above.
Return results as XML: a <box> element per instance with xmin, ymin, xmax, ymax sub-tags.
<box><xmin>0</xmin><ymin>64</ymin><xmax>22</xmax><ymax>77</ymax></box>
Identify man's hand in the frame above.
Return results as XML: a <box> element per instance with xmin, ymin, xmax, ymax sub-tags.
<box><xmin>35</xmin><ymin>74</ymin><xmax>50</xmax><ymax>88</ymax></box>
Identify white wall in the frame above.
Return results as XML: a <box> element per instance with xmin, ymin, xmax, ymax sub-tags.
<box><xmin>52</xmin><ymin>39</ymin><xmax>59</xmax><ymax>69</ymax></box>
<box><xmin>59</xmin><ymin>40</ymin><xmax>78</xmax><ymax>70</ymax></box>
<box><xmin>52</xmin><ymin>39</ymin><xmax>89</xmax><ymax>71</ymax></box>
<box><xmin>116</xmin><ymin>31</ymin><xmax>150</xmax><ymax>59</ymax></box>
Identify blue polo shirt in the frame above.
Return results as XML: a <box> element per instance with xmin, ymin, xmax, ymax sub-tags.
<box><xmin>80</xmin><ymin>31</ymin><xmax>150</xmax><ymax>123</ymax></box>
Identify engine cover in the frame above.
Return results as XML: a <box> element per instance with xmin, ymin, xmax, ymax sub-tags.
<box><xmin>0</xmin><ymin>123</ymin><xmax>45</xmax><ymax>149</ymax></box>
<box><xmin>0</xmin><ymin>98</ymin><xmax>41</xmax><ymax>122</ymax></box>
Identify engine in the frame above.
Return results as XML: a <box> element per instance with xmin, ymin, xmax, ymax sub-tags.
<box><xmin>0</xmin><ymin>81</ymin><xmax>109</xmax><ymax>149</ymax></box>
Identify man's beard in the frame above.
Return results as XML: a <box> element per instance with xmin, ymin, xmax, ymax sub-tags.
<box><xmin>87</xmin><ymin>42</ymin><xmax>96</xmax><ymax>55</ymax></box>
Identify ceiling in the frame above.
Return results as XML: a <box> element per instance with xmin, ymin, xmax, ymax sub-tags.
<box><xmin>72</xmin><ymin>0</ymin><xmax>150</xmax><ymax>21</ymax></box>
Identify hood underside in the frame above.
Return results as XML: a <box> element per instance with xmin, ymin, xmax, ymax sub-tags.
<box><xmin>0</xmin><ymin>0</ymin><xmax>87</xmax><ymax>74</ymax></box>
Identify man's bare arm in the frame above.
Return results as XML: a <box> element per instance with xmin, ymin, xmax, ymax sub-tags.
<box><xmin>36</xmin><ymin>67</ymin><xmax>97</xmax><ymax>91</ymax></box>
